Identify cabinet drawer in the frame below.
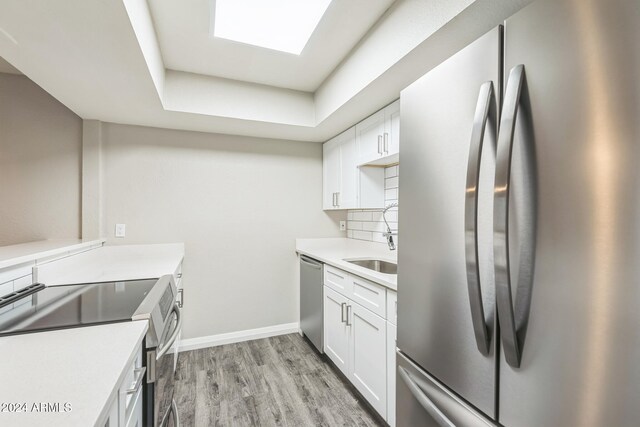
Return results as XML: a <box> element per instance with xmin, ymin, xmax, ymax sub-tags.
<box><xmin>120</xmin><ymin>345</ymin><xmax>144</xmax><ymax>426</ymax></box>
<box><xmin>387</xmin><ymin>290</ymin><xmax>397</xmax><ymax>325</ymax></box>
<box><xmin>124</xmin><ymin>385</ymin><xmax>143</xmax><ymax>427</ymax></box>
<box><xmin>350</xmin><ymin>275</ymin><xmax>386</xmax><ymax>318</ymax></box>
<box><xmin>324</xmin><ymin>265</ymin><xmax>352</xmax><ymax>296</ymax></box>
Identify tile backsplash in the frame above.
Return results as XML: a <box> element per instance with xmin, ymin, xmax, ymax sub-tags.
<box><xmin>347</xmin><ymin>165</ymin><xmax>399</xmax><ymax>246</ymax></box>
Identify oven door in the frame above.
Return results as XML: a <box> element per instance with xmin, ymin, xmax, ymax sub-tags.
<box><xmin>154</xmin><ymin>303</ymin><xmax>182</xmax><ymax>427</ymax></box>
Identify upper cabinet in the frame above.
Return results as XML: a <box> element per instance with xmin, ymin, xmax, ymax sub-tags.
<box><xmin>355</xmin><ymin>109</ymin><xmax>385</xmax><ymax>165</ymax></box>
<box><xmin>323</xmin><ymin>135</ymin><xmax>342</xmax><ymax>210</ymax></box>
<box><xmin>323</xmin><ymin>99</ymin><xmax>398</xmax><ymax>211</ymax></box>
<box><xmin>356</xmin><ymin>100</ymin><xmax>400</xmax><ymax>166</ymax></box>
<box><xmin>323</xmin><ymin>128</ymin><xmax>358</xmax><ymax>210</ymax></box>
<box><xmin>323</xmin><ymin>127</ymin><xmax>385</xmax><ymax>211</ymax></box>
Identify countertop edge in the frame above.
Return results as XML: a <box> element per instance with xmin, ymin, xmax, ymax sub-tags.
<box><xmin>296</xmin><ymin>246</ymin><xmax>397</xmax><ymax>291</ymax></box>
<box><xmin>0</xmin><ymin>239</ymin><xmax>106</xmax><ymax>270</ymax></box>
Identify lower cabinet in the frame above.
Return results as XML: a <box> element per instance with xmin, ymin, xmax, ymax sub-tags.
<box><xmin>100</xmin><ymin>340</ymin><xmax>145</xmax><ymax>427</ymax></box>
<box><xmin>350</xmin><ymin>302</ymin><xmax>387</xmax><ymax>418</ymax></box>
<box><xmin>323</xmin><ymin>275</ymin><xmax>397</xmax><ymax>423</ymax></box>
<box><xmin>324</xmin><ymin>287</ymin><xmax>350</xmax><ymax>376</ymax></box>
<box><xmin>386</xmin><ymin>321</ymin><xmax>397</xmax><ymax>427</ymax></box>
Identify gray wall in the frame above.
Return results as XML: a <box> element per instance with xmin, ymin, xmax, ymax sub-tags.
<box><xmin>100</xmin><ymin>123</ymin><xmax>344</xmax><ymax>339</ymax></box>
<box><xmin>0</xmin><ymin>73</ymin><xmax>82</xmax><ymax>245</ymax></box>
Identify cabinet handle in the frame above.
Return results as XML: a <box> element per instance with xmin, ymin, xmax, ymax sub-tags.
<box><xmin>177</xmin><ymin>288</ymin><xmax>184</xmax><ymax>309</ymax></box>
<box><xmin>333</xmin><ymin>192</ymin><xmax>337</xmax><ymax>207</ymax></box>
<box><xmin>126</xmin><ymin>367</ymin><xmax>146</xmax><ymax>395</ymax></box>
<box><xmin>384</xmin><ymin>132</ymin><xmax>389</xmax><ymax>153</ymax></box>
<box><xmin>341</xmin><ymin>302</ymin><xmax>347</xmax><ymax>323</ymax></box>
<box><xmin>336</xmin><ymin>192</ymin><xmax>340</xmax><ymax>207</ymax></box>
<box><xmin>346</xmin><ymin>305</ymin><xmax>352</xmax><ymax>326</ymax></box>
<box><xmin>377</xmin><ymin>135</ymin><xmax>382</xmax><ymax>154</ymax></box>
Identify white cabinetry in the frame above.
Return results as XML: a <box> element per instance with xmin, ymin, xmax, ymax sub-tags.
<box><xmin>350</xmin><ymin>302</ymin><xmax>387</xmax><ymax>417</ymax></box>
<box><xmin>356</xmin><ymin>100</ymin><xmax>400</xmax><ymax>166</ymax></box>
<box><xmin>173</xmin><ymin>261</ymin><xmax>184</xmax><ymax>367</ymax></box>
<box><xmin>323</xmin><ymin>286</ymin><xmax>350</xmax><ymax>376</ymax></box>
<box><xmin>100</xmin><ymin>340</ymin><xmax>145</xmax><ymax>427</ymax></box>
<box><xmin>384</xmin><ymin>100</ymin><xmax>400</xmax><ymax>158</ymax></box>
<box><xmin>322</xmin><ymin>264</ymin><xmax>397</xmax><ymax>422</ymax></box>
<box><xmin>323</xmin><ymin>135</ymin><xmax>341</xmax><ymax>210</ymax></box>
<box><xmin>386</xmin><ymin>320</ymin><xmax>397</xmax><ymax>427</ymax></box>
<box><xmin>355</xmin><ymin>109</ymin><xmax>386</xmax><ymax>165</ymax></box>
<box><xmin>323</xmin><ymin>127</ymin><xmax>384</xmax><ymax>210</ymax></box>
<box><xmin>323</xmin><ymin>128</ymin><xmax>359</xmax><ymax>210</ymax></box>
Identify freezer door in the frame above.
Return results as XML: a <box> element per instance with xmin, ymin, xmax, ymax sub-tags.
<box><xmin>498</xmin><ymin>0</ymin><xmax>640</xmax><ymax>425</ymax></box>
<box><xmin>397</xmin><ymin>351</ymin><xmax>496</xmax><ymax>427</ymax></box>
<box><xmin>397</xmin><ymin>27</ymin><xmax>501</xmax><ymax>418</ymax></box>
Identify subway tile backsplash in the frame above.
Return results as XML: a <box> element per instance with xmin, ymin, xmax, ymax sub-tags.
<box><xmin>347</xmin><ymin>164</ymin><xmax>399</xmax><ymax>246</ymax></box>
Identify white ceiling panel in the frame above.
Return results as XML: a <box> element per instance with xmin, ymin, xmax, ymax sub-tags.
<box><xmin>147</xmin><ymin>0</ymin><xmax>395</xmax><ymax>91</ymax></box>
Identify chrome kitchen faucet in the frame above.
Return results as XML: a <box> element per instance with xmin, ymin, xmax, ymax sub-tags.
<box><xmin>382</xmin><ymin>202</ymin><xmax>398</xmax><ymax>250</ymax></box>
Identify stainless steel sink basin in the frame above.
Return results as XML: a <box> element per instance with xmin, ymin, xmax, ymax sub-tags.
<box><xmin>345</xmin><ymin>259</ymin><xmax>397</xmax><ymax>274</ymax></box>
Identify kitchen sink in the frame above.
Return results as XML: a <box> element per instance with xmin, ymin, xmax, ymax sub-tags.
<box><xmin>345</xmin><ymin>259</ymin><xmax>397</xmax><ymax>274</ymax></box>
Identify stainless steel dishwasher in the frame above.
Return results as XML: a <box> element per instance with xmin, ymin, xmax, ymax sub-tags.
<box><xmin>299</xmin><ymin>255</ymin><xmax>323</xmax><ymax>353</ymax></box>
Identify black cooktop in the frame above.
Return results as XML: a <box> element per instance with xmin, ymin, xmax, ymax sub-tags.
<box><xmin>0</xmin><ymin>279</ymin><xmax>157</xmax><ymax>337</ymax></box>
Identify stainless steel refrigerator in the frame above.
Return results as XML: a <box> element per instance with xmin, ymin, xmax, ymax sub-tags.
<box><xmin>396</xmin><ymin>0</ymin><xmax>640</xmax><ymax>425</ymax></box>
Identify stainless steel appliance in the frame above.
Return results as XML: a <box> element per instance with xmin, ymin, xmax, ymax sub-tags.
<box><xmin>0</xmin><ymin>275</ymin><xmax>182</xmax><ymax>427</ymax></box>
<box><xmin>299</xmin><ymin>255</ymin><xmax>323</xmax><ymax>353</ymax></box>
<box><xmin>397</xmin><ymin>0</ymin><xmax>640</xmax><ymax>425</ymax></box>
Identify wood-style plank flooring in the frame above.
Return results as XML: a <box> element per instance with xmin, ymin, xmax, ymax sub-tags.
<box><xmin>172</xmin><ymin>333</ymin><xmax>384</xmax><ymax>427</ymax></box>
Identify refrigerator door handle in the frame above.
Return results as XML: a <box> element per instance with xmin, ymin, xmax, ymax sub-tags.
<box><xmin>398</xmin><ymin>366</ymin><xmax>456</xmax><ymax>427</ymax></box>
<box><xmin>464</xmin><ymin>81</ymin><xmax>496</xmax><ymax>355</ymax></box>
<box><xmin>494</xmin><ymin>64</ymin><xmax>528</xmax><ymax>368</ymax></box>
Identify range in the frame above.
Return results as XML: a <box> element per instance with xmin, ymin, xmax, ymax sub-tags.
<box><xmin>0</xmin><ymin>275</ymin><xmax>181</xmax><ymax>427</ymax></box>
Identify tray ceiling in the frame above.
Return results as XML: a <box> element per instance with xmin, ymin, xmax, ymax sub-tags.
<box><xmin>147</xmin><ymin>0</ymin><xmax>395</xmax><ymax>91</ymax></box>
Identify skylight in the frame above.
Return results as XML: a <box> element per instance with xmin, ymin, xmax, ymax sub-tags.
<box><xmin>213</xmin><ymin>0</ymin><xmax>332</xmax><ymax>55</ymax></box>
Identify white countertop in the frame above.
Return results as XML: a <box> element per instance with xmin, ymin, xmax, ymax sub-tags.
<box><xmin>296</xmin><ymin>238</ymin><xmax>397</xmax><ymax>290</ymax></box>
<box><xmin>0</xmin><ymin>239</ymin><xmax>106</xmax><ymax>270</ymax></box>
<box><xmin>0</xmin><ymin>321</ymin><xmax>148</xmax><ymax>427</ymax></box>
<box><xmin>36</xmin><ymin>243</ymin><xmax>185</xmax><ymax>285</ymax></box>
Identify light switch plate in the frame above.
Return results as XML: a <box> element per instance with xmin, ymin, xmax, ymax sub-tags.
<box><xmin>115</xmin><ymin>223</ymin><xmax>126</xmax><ymax>238</ymax></box>
<box><xmin>339</xmin><ymin>221</ymin><xmax>346</xmax><ymax>231</ymax></box>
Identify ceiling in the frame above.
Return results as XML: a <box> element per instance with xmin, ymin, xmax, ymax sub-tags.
<box><xmin>147</xmin><ymin>0</ymin><xmax>394</xmax><ymax>92</ymax></box>
<box><xmin>0</xmin><ymin>0</ymin><xmax>531</xmax><ymax>142</ymax></box>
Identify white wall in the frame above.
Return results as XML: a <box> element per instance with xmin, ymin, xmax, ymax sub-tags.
<box><xmin>0</xmin><ymin>72</ymin><xmax>82</xmax><ymax>246</ymax></box>
<box><xmin>316</xmin><ymin>0</ymin><xmax>474</xmax><ymax>123</ymax></box>
<box><xmin>99</xmin><ymin>123</ymin><xmax>345</xmax><ymax>340</ymax></box>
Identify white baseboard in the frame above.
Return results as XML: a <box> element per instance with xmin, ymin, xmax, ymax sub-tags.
<box><xmin>178</xmin><ymin>322</ymin><xmax>300</xmax><ymax>352</ymax></box>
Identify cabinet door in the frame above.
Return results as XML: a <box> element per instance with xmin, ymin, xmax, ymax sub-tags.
<box><xmin>324</xmin><ymin>286</ymin><xmax>350</xmax><ymax>376</ymax></box>
<box><xmin>102</xmin><ymin>395</ymin><xmax>119</xmax><ymax>426</ymax></box>
<box><xmin>323</xmin><ymin>137</ymin><xmax>341</xmax><ymax>210</ymax></box>
<box><xmin>356</xmin><ymin>109</ymin><xmax>385</xmax><ymax>165</ymax></box>
<box><xmin>338</xmin><ymin>127</ymin><xmax>358</xmax><ymax>209</ymax></box>
<box><xmin>384</xmin><ymin>100</ymin><xmax>400</xmax><ymax>156</ymax></box>
<box><xmin>386</xmin><ymin>322</ymin><xmax>397</xmax><ymax>427</ymax></box>
<box><xmin>349</xmin><ymin>302</ymin><xmax>387</xmax><ymax>418</ymax></box>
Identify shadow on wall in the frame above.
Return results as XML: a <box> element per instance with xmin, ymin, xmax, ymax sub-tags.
<box><xmin>0</xmin><ymin>71</ymin><xmax>82</xmax><ymax>246</ymax></box>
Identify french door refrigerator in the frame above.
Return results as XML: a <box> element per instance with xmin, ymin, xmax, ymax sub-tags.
<box><xmin>396</xmin><ymin>0</ymin><xmax>640</xmax><ymax>426</ymax></box>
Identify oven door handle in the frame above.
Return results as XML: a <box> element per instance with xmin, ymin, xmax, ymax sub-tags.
<box><xmin>157</xmin><ymin>303</ymin><xmax>182</xmax><ymax>360</ymax></box>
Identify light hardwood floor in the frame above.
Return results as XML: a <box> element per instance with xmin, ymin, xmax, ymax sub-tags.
<box><xmin>172</xmin><ymin>333</ymin><xmax>384</xmax><ymax>427</ymax></box>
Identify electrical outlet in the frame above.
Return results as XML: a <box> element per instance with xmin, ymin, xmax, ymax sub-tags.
<box><xmin>115</xmin><ymin>223</ymin><xmax>126</xmax><ymax>238</ymax></box>
<box><xmin>339</xmin><ymin>221</ymin><xmax>346</xmax><ymax>231</ymax></box>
